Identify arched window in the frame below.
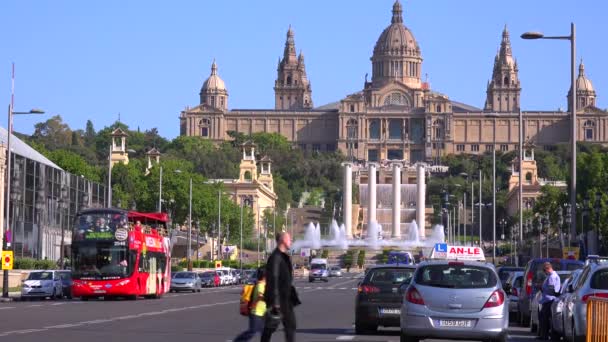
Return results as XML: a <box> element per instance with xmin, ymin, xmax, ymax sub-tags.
<box><xmin>433</xmin><ymin>119</ymin><xmax>444</xmax><ymax>139</ymax></box>
<box><xmin>346</xmin><ymin>119</ymin><xmax>358</xmax><ymax>140</ymax></box>
<box><xmin>244</xmin><ymin>171</ymin><xmax>252</xmax><ymax>181</ymax></box>
<box><xmin>504</xmin><ymin>76</ymin><xmax>509</xmax><ymax>86</ymax></box>
<box><xmin>369</xmin><ymin>119</ymin><xmax>380</xmax><ymax>139</ymax></box>
<box><xmin>350</xmin><ymin>104</ymin><xmax>355</xmax><ymax>113</ymax></box>
<box><xmin>525</xmin><ymin>172</ymin><xmax>532</xmax><ymax>183</ymax></box>
<box><xmin>200</xmin><ymin>118</ymin><xmax>211</xmax><ymax>137</ymax></box>
<box><xmin>584</xmin><ymin>120</ymin><xmax>595</xmax><ymax>141</ymax></box>
<box><xmin>436</xmin><ymin>104</ymin><xmax>442</xmax><ymax>112</ymax></box>
<box><xmin>287</xmin><ymin>75</ymin><xmax>292</xmax><ymax>85</ymax></box>
<box><xmin>383</xmin><ymin>92</ymin><xmax>410</xmax><ymax>107</ymax></box>
<box><xmin>388</xmin><ymin>119</ymin><xmax>402</xmax><ymax>139</ymax></box>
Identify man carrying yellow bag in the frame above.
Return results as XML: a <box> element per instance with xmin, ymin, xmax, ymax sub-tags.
<box><xmin>234</xmin><ymin>267</ymin><xmax>266</xmax><ymax>341</ymax></box>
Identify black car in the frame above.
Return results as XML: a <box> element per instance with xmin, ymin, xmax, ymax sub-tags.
<box><xmin>496</xmin><ymin>266</ymin><xmax>524</xmax><ymax>285</ymax></box>
<box><xmin>56</xmin><ymin>270</ymin><xmax>73</xmax><ymax>299</ymax></box>
<box><xmin>198</xmin><ymin>271</ymin><xmax>215</xmax><ymax>287</ymax></box>
<box><xmin>355</xmin><ymin>264</ymin><xmax>416</xmax><ymax>334</ymax></box>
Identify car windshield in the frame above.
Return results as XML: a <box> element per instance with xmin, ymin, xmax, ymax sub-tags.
<box><xmin>331</xmin><ymin>267</ymin><xmax>341</xmax><ymax>271</ymax></box>
<box><xmin>200</xmin><ymin>272</ymin><xmax>214</xmax><ymax>278</ymax></box>
<box><xmin>513</xmin><ymin>276</ymin><xmax>523</xmax><ymax>288</ymax></box>
<box><xmin>27</xmin><ymin>272</ymin><xmax>54</xmax><ymax>280</ymax></box>
<box><xmin>367</xmin><ymin>268</ymin><xmax>415</xmax><ymax>285</ymax></box>
<box><xmin>311</xmin><ymin>264</ymin><xmax>326</xmax><ymax>270</ymax></box>
<box><xmin>416</xmin><ymin>264</ymin><xmax>497</xmax><ymax>289</ymax></box>
<box><xmin>174</xmin><ymin>272</ymin><xmax>195</xmax><ymax>279</ymax></box>
<box><xmin>73</xmin><ymin>211</ymin><xmax>128</xmax><ymax>241</ymax></box>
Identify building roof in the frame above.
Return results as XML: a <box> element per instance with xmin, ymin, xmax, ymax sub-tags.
<box><xmin>314</xmin><ymin>101</ymin><xmax>340</xmax><ymax>110</ymax></box>
<box><xmin>451</xmin><ymin>100</ymin><xmax>482</xmax><ymax>113</ymax></box>
<box><xmin>0</xmin><ymin>126</ymin><xmax>62</xmax><ymax>170</ymax></box>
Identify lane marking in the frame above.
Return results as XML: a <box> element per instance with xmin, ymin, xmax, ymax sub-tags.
<box><xmin>0</xmin><ymin>300</ymin><xmax>239</xmax><ymax>337</ymax></box>
<box><xmin>336</xmin><ymin>336</ymin><xmax>355</xmax><ymax>340</ymax></box>
<box><xmin>0</xmin><ymin>307</ymin><xmax>15</xmax><ymax>310</ymax></box>
<box><xmin>28</xmin><ymin>304</ymin><xmax>42</xmax><ymax>307</ymax></box>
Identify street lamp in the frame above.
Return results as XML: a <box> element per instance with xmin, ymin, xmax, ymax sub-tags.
<box><xmin>500</xmin><ymin>219</ymin><xmax>507</xmax><ymax>241</ymax></box>
<box><xmin>2</xmin><ymin>99</ymin><xmax>44</xmax><ymax>298</ymax></box>
<box><xmin>564</xmin><ymin>203</ymin><xmax>572</xmax><ymax>247</ymax></box>
<box><xmin>459</xmin><ymin>172</ymin><xmax>469</xmax><ymax>246</ymax></box>
<box><xmin>239</xmin><ymin>195</ymin><xmax>253</xmax><ymax>272</ymax></box>
<box><xmin>594</xmin><ymin>192</ymin><xmax>602</xmax><ymax>254</ymax></box>
<box><xmin>58</xmin><ymin>184</ymin><xmax>69</xmax><ymax>269</ymax></box>
<box><xmin>175</xmin><ymin>169</ymin><xmax>193</xmax><ymax>271</ymax></box>
<box><xmin>522</xmin><ymin>24</ymin><xmax>577</xmax><ymax>242</ymax></box>
<box><xmin>485</xmin><ymin>113</ymin><xmax>499</xmax><ymax>264</ymax></box>
<box><xmin>583</xmin><ymin>196</ymin><xmax>591</xmax><ymax>253</ymax></box>
<box><xmin>35</xmin><ymin>190</ymin><xmax>45</xmax><ymax>260</ymax></box>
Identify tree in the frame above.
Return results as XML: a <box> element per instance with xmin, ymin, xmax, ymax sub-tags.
<box><xmin>84</xmin><ymin>120</ymin><xmax>96</xmax><ymax>147</ymax></box>
<box><xmin>47</xmin><ymin>149</ymin><xmax>100</xmax><ymax>182</ymax></box>
<box><xmin>32</xmin><ymin>115</ymin><xmax>73</xmax><ymax>150</ymax></box>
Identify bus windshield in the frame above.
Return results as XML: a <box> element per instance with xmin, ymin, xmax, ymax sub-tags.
<box><xmin>72</xmin><ymin>243</ymin><xmax>136</xmax><ymax>280</ymax></box>
<box><xmin>73</xmin><ymin>211</ymin><xmax>129</xmax><ymax>241</ymax></box>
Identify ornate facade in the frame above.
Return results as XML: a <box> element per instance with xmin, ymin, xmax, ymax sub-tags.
<box><xmin>179</xmin><ymin>1</ymin><xmax>607</xmax><ymax>163</ymax></box>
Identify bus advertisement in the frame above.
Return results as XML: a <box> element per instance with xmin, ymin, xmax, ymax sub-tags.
<box><xmin>70</xmin><ymin>209</ymin><xmax>171</xmax><ymax>300</ymax></box>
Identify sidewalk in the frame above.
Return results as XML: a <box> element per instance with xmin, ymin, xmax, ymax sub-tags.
<box><xmin>0</xmin><ymin>292</ymin><xmax>20</xmax><ymax>302</ymax></box>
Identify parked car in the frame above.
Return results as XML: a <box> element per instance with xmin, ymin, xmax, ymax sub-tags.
<box><xmin>550</xmin><ymin>269</ymin><xmax>583</xmax><ymax>339</ymax></box>
<box><xmin>517</xmin><ymin>258</ymin><xmax>584</xmax><ymax>326</ymax></box>
<box><xmin>496</xmin><ymin>266</ymin><xmax>524</xmax><ymax>285</ymax></box>
<box><xmin>401</xmin><ymin>260</ymin><xmax>509</xmax><ymax>342</ymax></box>
<box><xmin>355</xmin><ymin>264</ymin><xmax>416</xmax><ymax>334</ymax></box>
<box><xmin>170</xmin><ymin>272</ymin><xmax>202</xmax><ymax>292</ymax></box>
<box><xmin>309</xmin><ymin>258</ymin><xmax>329</xmax><ymax>283</ymax></box>
<box><xmin>198</xmin><ymin>271</ymin><xmax>215</xmax><ymax>287</ymax></box>
<box><xmin>56</xmin><ymin>270</ymin><xmax>73</xmax><ymax>299</ymax></box>
<box><xmin>504</xmin><ymin>271</ymin><xmax>523</xmax><ymax>322</ymax></box>
<box><xmin>242</xmin><ymin>270</ymin><xmax>257</xmax><ymax>284</ymax></box>
<box><xmin>21</xmin><ymin>270</ymin><xmax>63</xmax><ymax>300</ymax></box>
<box><xmin>562</xmin><ymin>262</ymin><xmax>608</xmax><ymax>341</ymax></box>
<box><xmin>329</xmin><ymin>266</ymin><xmax>343</xmax><ymax>277</ymax></box>
<box><xmin>529</xmin><ymin>270</ymin><xmax>571</xmax><ymax>334</ymax></box>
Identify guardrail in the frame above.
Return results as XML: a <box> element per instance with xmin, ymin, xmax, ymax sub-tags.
<box><xmin>586</xmin><ymin>296</ymin><xmax>608</xmax><ymax>342</ymax></box>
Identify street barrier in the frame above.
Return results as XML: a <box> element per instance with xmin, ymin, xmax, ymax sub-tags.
<box><xmin>587</xmin><ymin>296</ymin><xmax>608</xmax><ymax>342</ymax></box>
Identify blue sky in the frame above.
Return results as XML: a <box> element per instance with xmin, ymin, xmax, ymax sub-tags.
<box><xmin>1</xmin><ymin>1</ymin><xmax>606</xmax><ymax>139</ymax></box>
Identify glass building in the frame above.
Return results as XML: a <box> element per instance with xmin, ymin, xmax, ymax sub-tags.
<box><xmin>1</xmin><ymin>127</ymin><xmax>106</xmax><ymax>262</ymax></box>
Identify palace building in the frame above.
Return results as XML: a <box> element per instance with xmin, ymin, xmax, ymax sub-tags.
<box><xmin>179</xmin><ymin>1</ymin><xmax>607</xmax><ymax>163</ymax></box>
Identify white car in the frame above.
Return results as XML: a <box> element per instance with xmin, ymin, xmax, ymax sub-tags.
<box><xmin>21</xmin><ymin>270</ymin><xmax>63</xmax><ymax>300</ymax></box>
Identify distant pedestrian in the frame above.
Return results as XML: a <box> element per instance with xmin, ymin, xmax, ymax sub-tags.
<box><xmin>261</xmin><ymin>232</ymin><xmax>301</xmax><ymax>342</ymax></box>
<box><xmin>538</xmin><ymin>262</ymin><xmax>560</xmax><ymax>340</ymax></box>
<box><xmin>234</xmin><ymin>267</ymin><xmax>266</xmax><ymax>341</ymax></box>
<box><xmin>214</xmin><ymin>272</ymin><xmax>221</xmax><ymax>287</ymax></box>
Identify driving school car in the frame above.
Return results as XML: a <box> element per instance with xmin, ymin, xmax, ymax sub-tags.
<box><xmin>400</xmin><ymin>244</ymin><xmax>508</xmax><ymax>342</ymax></box>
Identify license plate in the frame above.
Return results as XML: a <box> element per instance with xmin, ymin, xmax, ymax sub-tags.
<box><xmin>380</xmin><ymin>308</ymin><xmax>401</xmax><ymax>315</ymax></box>
<box><xmin>439</xmin><ymin>320</ymin><xmax>472</xmax><ymax>328</ymax></box>
<box><xmin>93</xmin><ymin>290</ymin><xmax>107</xmax><ymax>294</ymax></box>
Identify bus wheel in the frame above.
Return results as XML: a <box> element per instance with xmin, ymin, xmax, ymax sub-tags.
<box><xmin>81</xmin><ymin>297</ymin><xmax>89</xmax><ymax>301</ymax></box>
<box><xmin>127</xmin><ymin>295</ymin><xmax>137</xmax><ymax>301</ymax></box>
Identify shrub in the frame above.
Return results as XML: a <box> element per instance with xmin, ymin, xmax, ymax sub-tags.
<box><xmin>357</xmin><ymin>250</ymin><xmax>366</xmax><ymax>268</ymax></box>
<box><xmin>34</xmin><ymin>259</ymin><xmax>57</xmax><ymax>270</ymax></box>
<box><xmin>171</xmin><ymin>265</ymin><xmax>182</xmax><ymax>272</ymax></box>
<box><xmin>14</xmin><ymin>258</ymin><xmax>36</xmax><ymax>270</ymax></box>
<box><xmin>321</xmin><ymin>249</ymin><xmax>329</xmax><ymax>258</ymax></box>
<box><xmin>343</xmin><ymin>250</ymin><xmax>355</xmax><ymax>269</ymax></box>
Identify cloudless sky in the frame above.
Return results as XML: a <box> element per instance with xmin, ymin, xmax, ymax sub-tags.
<box><xmin>1</xmin><ymin>1</ymin><xmax>606</xmax><ymax>139</ymax></box>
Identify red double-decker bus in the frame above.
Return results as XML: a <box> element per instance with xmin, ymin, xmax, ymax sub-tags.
<box><xmin>70</xmin><ymin>208</ymin><xmax>171</xmax><ymax>300</ymax></box>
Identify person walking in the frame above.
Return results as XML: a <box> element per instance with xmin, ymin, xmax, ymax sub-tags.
<box><xmin>234</xmin><ymin>267</ymin><xmax>266</xmax><ymax>341</ymax></box>
<box><xmin>538</xmin><ymin>262</ymin><xmax>560</xmax><ymax>340</ymax></box>
<box><xmin>261</xmin><ymin>232</ymin><xmax>300</xmax><ymax>342</ymax></box>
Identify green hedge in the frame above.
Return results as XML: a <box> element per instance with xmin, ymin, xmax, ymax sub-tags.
<box><xmin>321</xmin><ymin>249</ymin><xmax>329</xmax><ymax>258</ymax></box>
<box><xmin>343</xmin><ymin>250</ymin><xmax>355</xmax><ymax>268</ymax></box>
<box><xmin>13</xmin><ymin>258</ymin><xmax>57</xmax><ymax>270</ymax></box>
<box><xmin>357</xmin><ymin>250</ymin><xmax>366</xmax><ymax>268</ymax></box>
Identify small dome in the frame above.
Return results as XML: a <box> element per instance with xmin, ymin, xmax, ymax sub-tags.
<box><xmin>201</xmin><ymin>60</ymin><xmax>227</xmax><ymax>92</ymax></box>
<box><xmin>576</xmin><ymin>61</ymin><xmax>594</xmax><ymax>92</ymax></box>
<box><xmin>373</xmin><ymin>0</ymin><xmax>419</xmax><ymax>57</ymax></box>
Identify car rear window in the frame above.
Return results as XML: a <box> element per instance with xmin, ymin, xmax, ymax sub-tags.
<box><xmin>591</xmin><ymin>269</ymin><xmax>608</xmax><ymax>290</ymax></box>
<box><xmin>367</xmin><ymin>268</ymin><xmax>414</xmax><ymax>285</ymax></box>
<box><xmin>566</xmin><ymin>263</ymin><xmax>584</xmax><ymax>271</ymax></box>
<box><xmin>513</xmin><ymin>276</ymin><xmax>523</xmax><ymax>288</ymax></box>
<box><xmin>415</xmin><ymin>265</ymin><xmax>497</xmax><ymax>289</ymax></box>
<box><xmin>174</xmin><ymin>272</ymin><xmax>195</xmax><ymax>279</ymax></box>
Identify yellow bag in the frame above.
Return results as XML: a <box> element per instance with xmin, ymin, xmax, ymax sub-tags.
<box><xmin>239</xmin><ymin>284</ymin><xmax>255</xmax><ymax>316</ymax></box>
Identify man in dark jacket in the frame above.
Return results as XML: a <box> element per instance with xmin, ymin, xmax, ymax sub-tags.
<box><xmin>261</xmin><ymin>232</ymin><xmax>300</xmax><ymax>342</ymax></box>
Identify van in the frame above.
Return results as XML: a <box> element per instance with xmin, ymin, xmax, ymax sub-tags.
<box><xmin>309</xmin><ymin>258</ymin><xmax>329</xmax><ymax>282</ymax></box>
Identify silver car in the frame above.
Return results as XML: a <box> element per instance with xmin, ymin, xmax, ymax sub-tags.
<box><xmin>170</xmin><ymin>272</ymin><xmax>202</xmax><ymax>292</ymax></box>
<box><xmin>550</xmin><ymin>269</ymin><xmax>583</xmax><ymax>339</ymax></box>
<box><xmin>529</xmin><ymin>270</ymin><xmax>571</xmax><ymax>334</ymax></box>
<box><xmin>329</xmin><ymin>266</ymin><xmax>343</xmax><ymax>277</ymax></box>
<box><xmin>400</xmin><ymin>260</ymin><xmax>508</xmax><ymax>342</ymax></box>
<box><xmin>504</xmin><ymin>271</ymin><xmax>523</xmax><ymax>320</ymax></box>
<box><xmin>21</xmin><ymin>270</ymin><xmax>63</xmax><ymax>300</ymax></box>
<box><xmin>562</xmin><ymin>263</ymin><xmax>608</xmax><ymax>341</ymax></box>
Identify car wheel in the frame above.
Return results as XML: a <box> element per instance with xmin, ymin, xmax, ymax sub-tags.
<box><xmin>81</xmin><ymin>297</ymin><xmax>89</xmax><ymax>301</ymax></box>
<box><xmin>400</xmin><ymin>334</ymin><xmax>419</xmax><ymax>342</ymax></box>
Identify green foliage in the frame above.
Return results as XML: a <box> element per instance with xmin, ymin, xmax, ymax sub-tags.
<box><xmin>47</xmin><ymin>149</ymin><xmax>101</xmax><ymax>182</ymax></box>
<box><xmin>321</xmin><ymin>249</ymin><xmax>329</xmax><ymax>258</ymax></box>
<box><xmin>357</xmin><ymin>250</ymin><xmax>366</xmax><ymax>268</ymax></box>
<box><xmin>343</xmin><ymin>250</ymin><xmax>355</xmax><ymax>268</ymax></box>
<box><xmin>13</xmin><ymin>258</ymin><xmax>57</xmax><ymax>270</ymax></box>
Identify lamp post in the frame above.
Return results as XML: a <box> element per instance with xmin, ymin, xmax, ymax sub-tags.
<box><xmin>500</xmin><ymin>219</ymin><xmax>507</xmax><ymax>241</ymax></box>
<box><xmin>544</xmin><ymin>214</ymin><xmax>551</xmax><ymax>258</ymax></box>
<box><xmin>158</xmin><ymin>166</ymin><xmax>163</xmax><ymax>212</ymax></box>
<box><xmin>565</xmin><ymin>204</ymin><xmax>572</xmax><ymax>248</ymax></box>
<box><xmin>58</xmin><ymin>184</ymin><xmax>68</xmax><ymax>269</ymax></box>
<box><xmin>459</xmin><ymin>172</ymin><xmax>469</xmax><ymax>246</ymax></box>
<box><xmin>2</xmin><ymin>99</ymin><xmax>44</xmax><ymax>298</ymax></box>
<box><xmin>583</xmin><ymin>196</ymin><xmax>590</xmax><ymax>254</ymax></box>
<box><xmin>35</xmin><ymin>190</ymin><xmax>45</xmax><ymax>260</ymax></box>
<box><xmin>485</xmin><ymin>113</ymin><xmax>499</xmax><ymax>263</ymax></box>
<box><xmin>594</xmin><ymin>192</ymin><xmax>602</xmax><ymax>254</ymax></box>
<box><xmin>537</xmin><ymin>216</ymin><xmax>543</xmax><ymax>258</ymax></box>
<box><xmin>557</xmin><ymin>206</ymin><xmax>564</xmax><ymax>251</ymax></box>
<box><xmin>522</xmin><ymin>23</ymin><xmax>577</xmax><ymax>242</ymax></box>
<box><xmin>239</xmin><ymin>195</ymin><xmax>253</xmax><ymax>273</ymax></box>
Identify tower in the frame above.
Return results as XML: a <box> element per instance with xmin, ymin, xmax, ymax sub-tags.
<box><xmin>110</xmin><ymin>128</ymin><xmax>129</xmax><ymax>167</ymax></box>
<box><xmin>484</xmin><ymin>26</ymin><xmax>521</xmax><ymax>112</ymax></box>
<box><xmin>239</xmin><ymin>141</ymin><xmax>258</xmax><ymax>182</ymax></box>
<box><xmin>274</xmin><ymin>26</ymin><xmax>313</xmax><ymax>110</ymax></box>
<box><xmin>200</xmin><ymin>60</ymin><xmax>228</xmax><ymax>111</ymax></box>
<box><xmin>145</xmin><ymin>147</ymin><xmax>161</xmax><ymax>175</ymax></box>
<box><xmin>257</xmin><ymin>156</ymin><xmax>274</xmax><ymax>191</ymax></box>
<box><xmin>569</xmin><ymin>60</ymin><xmax>597</xmax><ymax>110</ymax></box>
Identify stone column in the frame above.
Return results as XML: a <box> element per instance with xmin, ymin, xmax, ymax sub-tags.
<box><xmin>416</xmin><ymin>164</ymin><xmax>426</xmax><ymax>238</ymax></box>
<box><xmin>368</xmin><ymin>163</ymin><xmax>377</xmax><ymax>231</ymax></box>
<box><xmin>342</xmin><ymin>163</ymin><xmax>353</xmax><ymax>239</ymax></box>
<box><xmin>392</xmin><ymin>162</ymin><xmax>402</xmax><ymax>238</ymax></box>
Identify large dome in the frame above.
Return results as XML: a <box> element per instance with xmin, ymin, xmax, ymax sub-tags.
<box><xmin>201</xmin><ymin>60</ymin><xmax>226</xmax><ymax>93</ymax></box>
<box><xmin>576</xmin><ymin>61</ymin><xmax>595</xmax><ymax>93</ymax></box>
<box><xmin>373</xmin><ymin>1</ymin><xmax>420</xmax><ymax>57</ymax></box>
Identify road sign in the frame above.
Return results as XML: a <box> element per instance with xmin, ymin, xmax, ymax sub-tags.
<box><xmin>300</xmin><ymin>248</ymin><xmax>311</xmax><ymax>257</ymax></box>
<box><xmin>215</xmin><ymin>260</ymin><xmax>222</xmax><ymax>268</ymax></box>
<box><xmin>2</xmin><ymin>250</ymin><xmax>13</xmax><ymax>270</ymax></box>
<box><xmin>430</xmin><ymin>245</ymin><xmax>485</xmax><ymax>261</ymax></box>
<box><xmin>225</xmin><ymin>247</ymin><xmax>230</xmax><ymax>253</ymax></box>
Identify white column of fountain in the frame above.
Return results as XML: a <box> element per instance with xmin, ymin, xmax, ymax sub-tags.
<box><xmin>416</xmin><ymin>164</ymin><xmax>426</xmax><ymax>238</ymax></box>
<box><xmin>368</xmin><ymin>163</ymin><xmax>377</xmax><ymax>236</ymax></box>
<box><xmin>392</xmin><ymin>162</ymin><xmax>401</xmax><ymax>238</ymax></box>
<box><xmin>342</xmin><ymin>162</ymin><xmax>353</xmax><ymax>239</ymax></box>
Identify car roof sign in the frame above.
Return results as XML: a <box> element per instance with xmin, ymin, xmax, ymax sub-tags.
<box><xmin>430</xmin><ymin>243</ymin><xmax>486</xmax><ymax>261</ymax></box>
